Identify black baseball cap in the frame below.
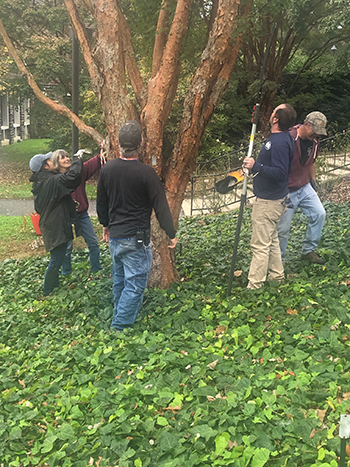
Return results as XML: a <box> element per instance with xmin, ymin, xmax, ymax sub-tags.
<box><xmin>119</xmin><ymin>120</ymin><xmax>142</xmax><ymax>151</ymax></box>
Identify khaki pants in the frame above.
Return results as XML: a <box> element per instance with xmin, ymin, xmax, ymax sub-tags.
<box><xmin>247</xmin><ymin>197</ymin><xmax>286</xmax><ymax>289</ymax></box>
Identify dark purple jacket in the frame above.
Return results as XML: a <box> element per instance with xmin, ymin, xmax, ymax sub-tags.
<box><xmin>72</xmin><ymin>155</ymin><xmax>101</xmax><ymax>213</ymax></box>
<box><xmin>288</xmin><ymin>125</ymin><xmax>320</xmax><ymax>191</ymax></box>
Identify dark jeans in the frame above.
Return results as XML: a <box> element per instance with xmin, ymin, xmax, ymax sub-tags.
<box><xmin>43</xmin><ymin>242</ymin><xmax>68</xmax><ymax>296</ymax></box>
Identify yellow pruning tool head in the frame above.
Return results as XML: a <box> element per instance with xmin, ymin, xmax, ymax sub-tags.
<box><xmin>215</xmin><ymin>169</ymin><xmax>244</xmax><ymax>194</ymax></box>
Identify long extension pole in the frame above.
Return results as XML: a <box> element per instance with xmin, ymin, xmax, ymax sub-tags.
<box><xmin>227</xmin><ymin>24</ymin><xmax>277</xmax><ymax>296</ymax></box>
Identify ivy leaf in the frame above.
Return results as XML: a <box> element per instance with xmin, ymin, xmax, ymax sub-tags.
<box><xmin>157</xmin><ymin>416</ymin><xmax>169</xmax><ymax>426</ymax></box>
<box><xmin>9</xmin><ymin>426</ymin><xmax>22</xmax><ymax>440</ymax></box>
<box><xmin>41</xmin><ymin>435</ymin><xmax>57</xmax><ymax>453</ymax></box>
<box><xmin>56</xmin><ymin>424</ymin><xmax>75</xmax><ymax>441</ymax></box>
<box><xmin>193</xmin><ymin>424</ymin><xmax>218</xmax><ymax>442</ymax></box>
<box><xmin>214</xmin><ymin>432</ymin><xmax>230</xmax><ymax>456</ymax></box>
<box><xmin>158</xmin><ymin>431</ymin><xmax>179</xmax><ymax>452</ymax></box>
<box><xmin>251</xmin><ymin>448</ymin><xmax>270</xmax><ymax>467</ymax></box>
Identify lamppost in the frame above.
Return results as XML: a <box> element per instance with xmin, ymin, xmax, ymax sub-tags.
<box><xmin>72</xmin><ymin>32</ymin><xmax>79</xmax><ymax>154</ymax></box>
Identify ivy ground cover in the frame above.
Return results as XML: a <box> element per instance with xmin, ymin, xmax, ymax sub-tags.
<box><xmin>1</xmin><ymin>202</ymin><xmax>350</xmax><ymax>467</ymax></box>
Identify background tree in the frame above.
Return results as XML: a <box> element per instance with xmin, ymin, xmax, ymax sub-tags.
<box><xmin>0</xmin><ymin>0</ymin><xmax>253</xmax><ymax>287</ymax></box>
<box><xmin>236</xmin><ymin>0</ymin><xmax>350</xmax><ymax>132</ymax></box>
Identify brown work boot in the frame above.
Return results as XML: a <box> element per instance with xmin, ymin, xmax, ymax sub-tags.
<box><xmin>301</xmin><ymin>251</ymin><xmax>325</xmax><ymax>264</ymax></box>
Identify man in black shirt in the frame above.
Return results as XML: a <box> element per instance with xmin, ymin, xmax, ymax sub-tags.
<box><xmin>97</xmin><ymin>120</ymin><xmax>178</xmax><ymax>331</ymax></box>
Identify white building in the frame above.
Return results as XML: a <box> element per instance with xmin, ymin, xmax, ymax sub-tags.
<box><xmin>0</xmin><ymin>95</ymin><xmax>30</xmax><ymax>145</ymax></box>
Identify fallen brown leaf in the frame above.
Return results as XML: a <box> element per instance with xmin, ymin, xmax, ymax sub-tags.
<box><xmin>317</xmin><ymin>409</ymin><xmax>327</xmax><ymax>423</ymax></box>
<box><xmin>207</xmin><ymin>359</ymin><xmax>218</xmax><ymax>370</ymax></box>
<box><xmin>216</xmin><ymin>325</ymin><xmax>226</xmax><ymax>335</ymax></box>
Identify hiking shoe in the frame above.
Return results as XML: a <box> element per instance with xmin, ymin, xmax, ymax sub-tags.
<box><xmin>301</xmin><ymin>251</ymin><xmax>325</xmax><ymax>264</ymax></box>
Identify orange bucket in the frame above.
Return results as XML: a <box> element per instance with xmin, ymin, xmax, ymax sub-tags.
<box><xmin>30</xmin><ymin>212</ymin><xmax>42</xmax><ymax>235</ymax></box>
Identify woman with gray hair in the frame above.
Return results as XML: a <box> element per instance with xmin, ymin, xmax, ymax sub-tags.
<box><xmin>29</xmin><ymin>150</ymin><xmax>83</xmax><ymax>296</ymax></box>
<box><xmin>52</xmin><ymin>148</ymin><xmax>104</xmax><ymax>275</ymax></box>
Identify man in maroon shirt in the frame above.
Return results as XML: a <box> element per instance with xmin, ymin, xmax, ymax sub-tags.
<box><xmin>277</xmin><ymin>111</ymin><xmax>327</xmax><ymax>264</ymax></box>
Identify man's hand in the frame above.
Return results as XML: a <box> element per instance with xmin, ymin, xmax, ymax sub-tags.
<box><xmin>102</xmin><ymin>227</ymin><xmax>110</xmax><ymax>242</ymax></box>
<box><xmin>168</xmin><ymin>237</ymin><xmax>178</xmax><ymax>249</ymax></box>
<box><xmin>243</xmin><ymin>157</ymin><xmax>255</xmax><ymax>170</ymax></box>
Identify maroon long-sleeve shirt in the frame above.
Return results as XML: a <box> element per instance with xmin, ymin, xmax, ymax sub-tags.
<box><xmin>72</xmin><ymin>155</ymin><xmax>101</xmax><ymax>213</ymax></box>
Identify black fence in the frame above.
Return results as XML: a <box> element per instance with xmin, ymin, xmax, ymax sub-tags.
<box><xmin>185</xmin><ymin>129</ymin><xmax>350</xmax><ymax>216</ymax></box>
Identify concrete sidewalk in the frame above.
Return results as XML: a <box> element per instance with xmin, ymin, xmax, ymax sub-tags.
<box><xmin>0</xmin><ymin>197</ymin><xmax>235</xmax><ymax>217</ymax></box>
<box><xmin>0</xmin><ymin>199</ymin><xmax>97</xmax><ymax>216</ymax></box>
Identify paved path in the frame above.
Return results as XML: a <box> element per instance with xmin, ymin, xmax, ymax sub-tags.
<box><xmin>0</xmin><ymin>197</ymin><xmax>240</xmax><ymax>217</ymax></box>
<box><xmin>0</xmin><ymin>199</ymin><xmax>97</xmax><ymax>216</ymax></box>
<box><xmin>0</xmin><ymin>199</ymin><xmax>192</xmax><ymax>217</ymax></box>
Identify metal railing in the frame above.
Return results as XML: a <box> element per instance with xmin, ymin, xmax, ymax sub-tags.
<box><xmin>186</xmin><ymin>129</ymin><xmax>350</xmax><ymax>216</ymax></box>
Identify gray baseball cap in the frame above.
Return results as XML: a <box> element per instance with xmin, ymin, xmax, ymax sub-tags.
<box><xmin>119</xmin><ymin>120</ymin><xmax>142</xmax><ymax>151</ymax></box>
<box><xmin>29</xmin><ymin>152</ymin><xmax>53</xmax><ymax>173</ymax></box>
<box><xmin>305</xmin><ymin>112</ymin><xmax>327</xmax><ymax>136</ymax></box>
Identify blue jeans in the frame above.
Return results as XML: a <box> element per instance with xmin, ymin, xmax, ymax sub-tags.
<box><xmin>43</xmin><ymin>242</ymin><xmax>68</xmax><ymax>296</ymax></box>
<box><xmin>277</xmin><ymin>183</ymin><xmax>326</xmax><ymax>261</ymax></box>
<box><xmin>109</xmin><ymin>238</ymin><xmax>153</xmax><ymax>331</ymax></box>
<box><xmin>62</xmin><ymin>211</ymin><xmax>101</xmax><ymax>274</ymax></box>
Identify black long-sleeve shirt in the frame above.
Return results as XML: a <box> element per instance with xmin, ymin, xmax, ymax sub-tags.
<box><xmin>97</xmin><ymin>158</ymin><xmax>176</xmax><ymax>239</ymax></box>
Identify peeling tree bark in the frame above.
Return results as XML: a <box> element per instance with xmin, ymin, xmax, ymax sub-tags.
<box><xmin>152</xmin><ymin>0</ymin><xmax>171</xmax><ymax>78</ymax></box>
<box><xmin>142</xmin><ymin>0</ymin><xmax>192</xmax><ymax>175</ymax></box>
<box><xmin>148</xmin><ymin>0</ymin><xmax>253</xmax><ymax>287</ymax></box>
<box><xmin>166</xmin><ymin>0</ymin><xmax>253</xmax><ymax>220</ymax></box>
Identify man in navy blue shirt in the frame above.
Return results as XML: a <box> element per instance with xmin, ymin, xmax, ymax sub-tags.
<box><xmin>243</xmin><ymin>103</ymin><xmax>296</xmax><ymax>289</ymax></box>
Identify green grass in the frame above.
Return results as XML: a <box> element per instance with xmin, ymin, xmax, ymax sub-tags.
<box><xmin>85</xmin><ymin>184</ymin><xmax>97</xmax><ymax>199</ymax></box>
<box><xmin>0</xmin><ymin>215</ymin><xmax>40</xmax><ymax>261</ymax></box>
<box><xmin>0</xmin><ymin>139</ymin><xmax>100</xmax><ymax>200</ymax></box>
<box><xmin>0</xmin><ymin>139</ymin><xmax>52</xmax><ymax>199</ymax></box>
<box><xmin>0</xmin><ymin>138</ymin><xmax>51</xmax><ymax>163</ymax></box>
<box><xmin>0</xmin><ymin>181</ymin><xmax>33</xmax><ymax>199</ymax></box>
<box><xmin>0</xmin><ymin>214</ymin><xmax>104</xmax><ymax>262</ymax></box>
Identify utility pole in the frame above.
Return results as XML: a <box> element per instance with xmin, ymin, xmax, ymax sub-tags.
<box><xmin>72</xmin><ymin>32</ymin><xmax>79</xmax><ymax>154</ymax></box>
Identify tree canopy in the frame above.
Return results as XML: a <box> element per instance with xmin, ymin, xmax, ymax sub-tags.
<box><xmin>235</xmin><ymin>0</ymin><xmax>350</xmax><ymax>130</ymax></box>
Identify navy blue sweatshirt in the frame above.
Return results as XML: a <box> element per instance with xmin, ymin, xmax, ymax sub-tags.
<box><xmin>251</xmin><ymin>132</ymin><xmax>295</xmax><ymax>200</ymax></box>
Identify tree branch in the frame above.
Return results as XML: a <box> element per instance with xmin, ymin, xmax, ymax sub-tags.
<box><xmin>0</xmin><ymin>18</ymin><xmax>103</xmax><ymax>145</ymax></box>
<box><xmin>117</xmin><ymin>3</ymin><xmax>147</xmax><ymax>108</ymax></box>
<box><xmin>63</xmin><ymin>0</ymin><xmax>98</xmax><ymax>84</ymax></box>
<box><xmin>152</xmin><ymin>0</ymin><xmax>171</xmax><ymax>78</ymax></box>
<box><xmin>143</xmin><ymin>0</ymin><xmax>192</xmax><ymax>127</ymax></box>
<box><xmin>158</xmin><ymin>0</ymin><xmax>192</xmax><ymax>95</ymax></box>
<box><xmin>164</xmin><ymin>0</ymin><xmax>253</xmax><ymax>218</ymax></box>
<box><xmin>142</xmin><ymin>0</ymin><xmax>192</xmax><ymax>170</ymax></box>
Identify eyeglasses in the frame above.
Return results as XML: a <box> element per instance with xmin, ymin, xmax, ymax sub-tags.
<box><xmin>59</xmin><ymin>155</ymin><xmax>71</xmax><ymax>160</ymax></box>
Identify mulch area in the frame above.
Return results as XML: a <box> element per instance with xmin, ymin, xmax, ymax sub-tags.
<box><xmin>321</xmin><ymin>175</ymin><xmax>350</xmax><ymax>204</ymax></box>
